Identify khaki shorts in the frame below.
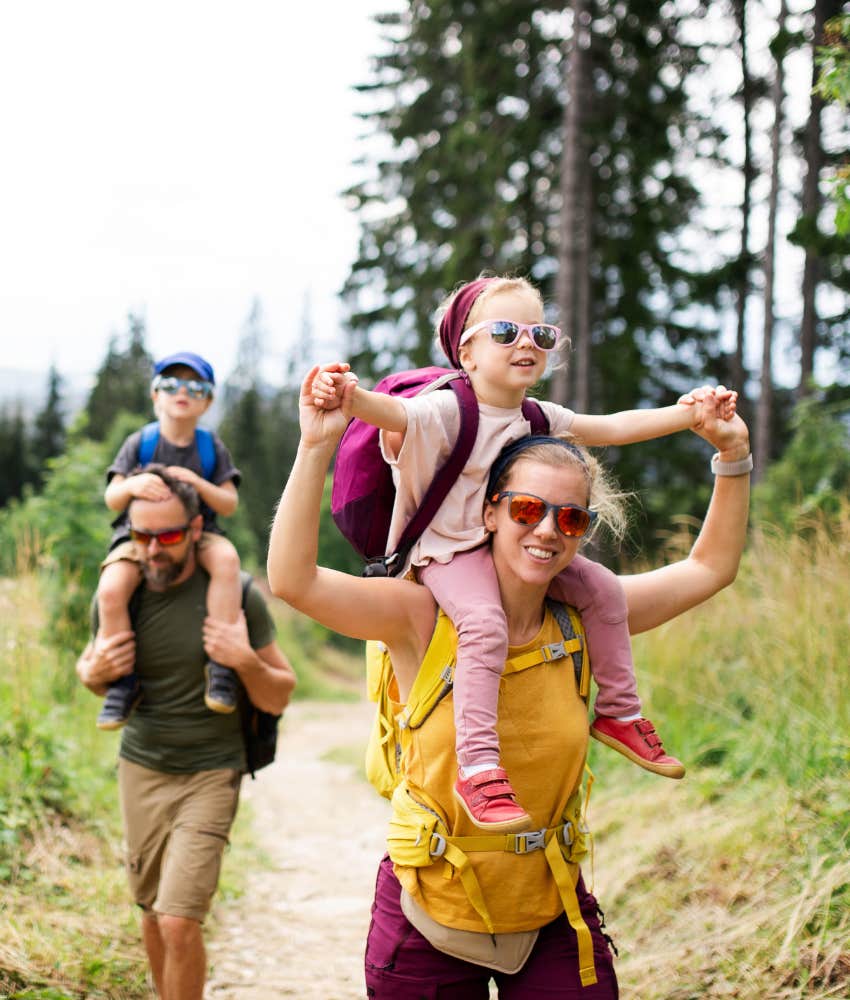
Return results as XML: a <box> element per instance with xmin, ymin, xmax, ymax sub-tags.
<box><xmin>101</xmin><ymin>532</ymin><xmax>221</xmax><ymax>571</ymax></box>
<box><xmin>117</xmin><ymin>758</ymin><xmax>241</xmax><ymax>922</ymax></box>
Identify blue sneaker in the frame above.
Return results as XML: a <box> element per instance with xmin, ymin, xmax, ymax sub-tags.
<box><xmin>97</xmin><ymin>674</ymin><xmax>142</xmax><ymax>730</ymax></box>
<box><xmin>204</xmin><ymin>661</ymin><xmax>238</xmax><ymax>714</ymax></box>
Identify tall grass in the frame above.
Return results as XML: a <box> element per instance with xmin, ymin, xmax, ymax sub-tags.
<box><xmin>587</xmin><ymin>511</ymin><xmax>850</xmax><ymax>998</ymax></box>
<box><xmin>625</xmin><ymin>510</ymin><xmax>850</xmax><ymax>788</ymax></box>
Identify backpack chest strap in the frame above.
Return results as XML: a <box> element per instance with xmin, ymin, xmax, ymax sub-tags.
<box><xmin>503</xmin><ymin>636</ymin><xmax>584</xmax><ymax>675</ymax></box>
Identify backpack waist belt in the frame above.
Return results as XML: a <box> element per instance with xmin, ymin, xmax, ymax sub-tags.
<box><xmin>388</xmin><ymin>787</ymin><xmax>597</xmax><ymax>987</ymax></box>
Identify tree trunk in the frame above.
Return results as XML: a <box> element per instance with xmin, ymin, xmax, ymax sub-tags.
<box><xmin>797</xmin><ymin>0</ymin><xmax>839</xmax><ymax>398</ymax></box>
<box><xmin>553</xmin><ymin>0</ymin><xmax>591</xmax><ymax>410</ymax></box>
<box><xmin>732</xmin><ymin>0</ymin><xmax>754</xmax><ymax>407</ymax></box>
<box><xmin>754</xmin><ymin>1</ymin><xmax>788</xmax><ymax>482</ymax></box>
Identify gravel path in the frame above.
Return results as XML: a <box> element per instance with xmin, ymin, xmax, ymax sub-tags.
<box><xmin>205</xmin><ymin>699</ymin><xmax>389</xmax><ymax>999</ymax></box>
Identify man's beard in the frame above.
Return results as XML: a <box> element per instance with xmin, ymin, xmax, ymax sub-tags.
<box><xmin>141</xmin><ymin>548</ymin><xmax>191</xmax><ymax>589</ymax></box>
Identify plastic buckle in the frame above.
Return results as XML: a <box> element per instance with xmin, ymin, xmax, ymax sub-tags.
<box><xmin>541</xmin><ymin>641</ymin><xmax>566</xmax><ymax>662</ymax></box>
<box><xmin>429</xmin><ymin>832</ymin><xmax>447</xmax><ymax>858</ymax></box>
<box><xmin>562</xmin><ymin>821</ymin><xmax>574</xmax><ymax>846</ymax></box>
<box><xmin>514</xmin><ymin>829</ymin><xmax>546</xmax><ymax>854</ymax></box>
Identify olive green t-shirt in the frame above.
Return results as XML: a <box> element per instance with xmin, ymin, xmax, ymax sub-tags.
<box><xmin>91</xmin><ymin>570</ymin><xmax>275</xmax><ymax>774</ymax></box>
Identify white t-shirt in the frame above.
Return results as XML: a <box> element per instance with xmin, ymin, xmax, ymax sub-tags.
<box><xmin>380</xmin><ymin>389</ymin><xmax>575</xmax><ymax>573</ymax></box>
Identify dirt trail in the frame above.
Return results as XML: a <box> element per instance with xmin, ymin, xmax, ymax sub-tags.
<box><xmin>205</xmin><ymin>700</ymin><xmax>388</xmax><ymax>1000</ymax></box>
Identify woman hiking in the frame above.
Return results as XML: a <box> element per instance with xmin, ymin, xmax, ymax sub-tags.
<box><xmin>267</xmin><ymin>366</ymin><xmax>752</xmax><ymax>998</ymax></box>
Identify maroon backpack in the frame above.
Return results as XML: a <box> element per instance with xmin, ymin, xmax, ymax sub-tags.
<box><xmin>330</xmin><ymin>367</ymin><xmax>549</xmax><ymax>576</ymax></box>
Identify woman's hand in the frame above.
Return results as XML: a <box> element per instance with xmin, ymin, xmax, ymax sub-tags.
<box><xmin>299</xmin><ymin>364</ymin><xmax>356</xmax><ymax>449</ymax></box>
<box><xmin>691</xmin><ymin>386</ymin><xmax>750</xmax><ymax>461</ymax></box>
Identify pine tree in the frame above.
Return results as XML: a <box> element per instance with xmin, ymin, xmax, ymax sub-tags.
<box><xmin>84</xmin><ymin>313</ymin><xmax>153</xmax><ymax>440</ymax></box>
<box><xmin>32</xmin><ymin>365</ymin><xmax>66</xmax><ymax>484</ymax></box>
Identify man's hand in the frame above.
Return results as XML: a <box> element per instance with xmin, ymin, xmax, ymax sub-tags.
<box><xmin>78</xmin><ymin>630</ymin><xmax>136</xmax><ymax>692</ymax></box>
<box><xmin>202</xmin><ymin>613</ymin><xmax>254</xmax><ymax>673</ymax></box>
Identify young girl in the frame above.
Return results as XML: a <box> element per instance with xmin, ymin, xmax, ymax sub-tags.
<box><xmin>313</xmin><ymin>276</ymin><xmax>737</xmax><ymax>832</ymax></box>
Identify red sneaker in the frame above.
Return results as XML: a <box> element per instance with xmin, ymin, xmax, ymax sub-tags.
<box><xmin>454</xmin><ymin>767</ymin><xmax>532</xmax><ymax>833</ymax></box>
<box><xmin>591</xmin><ymin>716</ymin><xmax>685</xmax><ymax>779</ymax></box>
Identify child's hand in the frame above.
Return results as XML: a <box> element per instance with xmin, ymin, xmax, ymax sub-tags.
<box><xmin>166</xmin><ymin>465</ymin><xmax>202</xmax><ymax>489</ymax></box>
<box><xmin>128</xmin><ymin>472</ymin><xmax>174</xmax><ymax>502</ymax></box>
<box><xmin>678</xmin><ymin>385</ymin><xmax>738</xmax><ymax>429</ymax></box>
<box><xmin>312</xmin><ymin>362</ymin><xmax>358</xmax><ymax>411</ymax></box>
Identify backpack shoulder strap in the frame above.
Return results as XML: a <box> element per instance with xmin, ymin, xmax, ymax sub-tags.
<box><xmin>521</xmin><ymin>398</ymin><xmax>550</xmax><ymax>435</ymax></box>
<box><xmin>137</xmin><ymin>421</ymin><xmax>160</xmax><ymax>467</ymax></box>
<box><xmin>194</xmin><ymin>427</ymin><xmax>217</xmax><ymax>481</ymax></box>
<box><xmin>390</xmin><ymin>374</ymin><xmax>479</xmax><ymax>571</ymax></box>
<box><xmin>545</xmin><ymin>598</ymin><xmax>589</xmax><ymax>703</ymax></box>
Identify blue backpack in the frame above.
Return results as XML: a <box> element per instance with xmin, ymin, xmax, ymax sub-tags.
<box><xmin>137</xmin><ymin>421</ymin><xmax>217</xmax><ymax>480</ymax></box>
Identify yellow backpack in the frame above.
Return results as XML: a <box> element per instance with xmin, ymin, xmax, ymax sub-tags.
<box><xmin>365</xmin><ymin>598</ymin><xmax>589</xmax><ymax>800</ymax></box>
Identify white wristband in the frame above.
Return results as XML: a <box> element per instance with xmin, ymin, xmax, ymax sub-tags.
<box><xmin>711</xmin><ymin>452</ymin><xmax>753</xmax><ymax>476</ymax></box>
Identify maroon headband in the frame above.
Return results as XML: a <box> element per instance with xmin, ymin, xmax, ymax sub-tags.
<box><xmin>438</xmin><ymin>277</ymin><xmax>498</xmax><ymax>368</ymax></box>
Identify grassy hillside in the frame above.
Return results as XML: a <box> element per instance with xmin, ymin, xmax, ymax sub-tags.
<box><xmin>0</xmin><ymin>514</ymin><xmax>847</xmax><ymax>997</ymax></box>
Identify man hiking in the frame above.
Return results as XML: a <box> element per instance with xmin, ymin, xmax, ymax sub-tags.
<box><xmin>77</xmin><ymin>464</ymin><xmax>295</xmax><ymax>1000</ymax></box>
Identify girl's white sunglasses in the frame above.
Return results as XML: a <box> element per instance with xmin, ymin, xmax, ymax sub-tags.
<box><xmin>459</xmin><ymin>319</ymin><xmax>561</xmax><ymax>352</ymax></box>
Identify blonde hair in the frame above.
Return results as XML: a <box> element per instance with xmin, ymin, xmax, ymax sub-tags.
<box><xmin>487</xmin><ymin>437</ymin><xmax>630</xmax><ymax>545</ymax></box>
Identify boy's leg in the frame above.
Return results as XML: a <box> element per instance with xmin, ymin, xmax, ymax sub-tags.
<box><xmin>420</xmin><ymin>548</ymin><xmax>530</xmax><ymax>832</ymax></box>
<box><xmin>197</xmin><ymin>534</ymin><xmax>242</xmax><ymax>714</ymax></box>
<box><xmin>96</xmin><ymin>551</ymin><xmax>143</xmax><ymax>730</ymax></box>
<box><xmin>99</xmin><ymin>554</ymin><xmax>142</xmax><ymax>638</ymax></box>
<box><xmin>550</xmin><ymin>555</ymin><xmax>684</xmax><ymax>779</ymax></box>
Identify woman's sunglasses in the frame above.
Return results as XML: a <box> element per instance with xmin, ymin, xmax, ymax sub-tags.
<box><xmin>459</xmin><ymin>319</ymin><xmax>561</xmax><ymax>352</ymax></box>
<box><xmin>130</xmin><ymin>524</ymin><xmax>191</xmax><ymax>547</ymax></box>
<box><xmin>490</xmin><ymin>492</ymin><xmax>597</xmax><ymax>538</ymax></box>
<box><xmin>152</xmin><ymin>375</ymin><xmax>213</xmax><ymax>400</ymax></box>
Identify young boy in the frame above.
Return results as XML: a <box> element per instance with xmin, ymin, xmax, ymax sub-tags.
<box><xmin>96</xmin><ymin>351</ymin><xmax>243</xmax><ymax>729</ymax></box>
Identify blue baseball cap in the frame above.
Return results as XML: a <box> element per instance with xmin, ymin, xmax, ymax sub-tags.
<box><xmin>153</xmin><ymin>352</ymin><xmax>215</xmax><ymax>385</ymax></box>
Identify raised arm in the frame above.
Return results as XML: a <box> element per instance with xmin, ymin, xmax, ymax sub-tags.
<box><xmin>569</xmin><ymin>385</ymin><xmax>737</xmax><ymax>448</ymax></box>
<box><xmin>267</xmin><ymin>368</ymin><xmax>433</xmax><ymax>660</ymax></box>
<box><xmin>620</xmin><ymin>398</ymin><xmax>751</xmax><ymax>634</ymax></box>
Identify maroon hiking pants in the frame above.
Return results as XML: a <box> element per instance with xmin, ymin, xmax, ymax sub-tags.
<box><xmin>364</xmin><ymin>855</ymin><xmax>619</xmax><ymax>999</ymax></box>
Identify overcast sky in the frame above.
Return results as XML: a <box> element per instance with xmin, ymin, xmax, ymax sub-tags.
<box><xmin>0</xmin><ymin>1</ymin><xmax>395</xmax><ymax>387</ymax></box>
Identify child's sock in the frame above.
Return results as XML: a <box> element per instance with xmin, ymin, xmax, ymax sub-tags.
<box><xmin>459</xmin><ymin>760</ymin><xmax>500</xmax><ymax>779</ymax></box>
<box><xmin>615</xmin><ymin>712</ymin><xmax>641</xmax><ymax>722</ymax></box>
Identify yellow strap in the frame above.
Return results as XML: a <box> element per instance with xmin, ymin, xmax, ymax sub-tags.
<box><xmin>446</xmin><ymin>825</ymin><xmax>564</xmax><ymax>855</ymax></box>
<box><xmin>441</xmin><ymin>842</ymin><xmax>496</xmax><ymax>936</ymax></box>
<box><xmin>504</xmin><ymin>636</ymin><xmax>583</xmax><ymax>674</ymax></box>
<box><xmin>544</xmin><ymin>835</ymin><xmax>598</xmax><ymax>987</ymax></box>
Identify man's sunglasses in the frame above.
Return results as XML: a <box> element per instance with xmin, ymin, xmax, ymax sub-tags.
<box><xmin>459</xmin><ymin>319</ymin><xmax>561</xmax><ymax>352</ymax></box>
<box><xmin>130</xmin><ymin>523</ymin><xmax>192</xmax><ymax>547</ymax></box>
<box><xmin>152</xmin><ymin>375</ymin><xmax>214</xmax><ymax>400</ymax></box>
<box><xmin>490</xmin><ymin>492</ymin><xmax>597</xmax><ymax>538</ymax></box>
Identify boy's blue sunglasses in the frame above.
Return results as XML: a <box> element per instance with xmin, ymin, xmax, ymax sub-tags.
<box><xmin>152</xmin><ymin>375</ymin><xmax>213</xmax><ymax>400</ymax></box>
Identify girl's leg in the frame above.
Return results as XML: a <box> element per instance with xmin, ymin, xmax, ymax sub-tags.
<box><xmin>197</xmin><ymin>535</ymin><xmax>242</xmax><ymax>714</ymax></box>
<box><xmin>364</xmin><ymin>855</ymin><xmax>491</xmax><ymax>1000</ymax></box>
<box><xmin>549</xmin><ymin>555</ymin><xmax>684</xmax><ymax>779</ymax></box>
<box><xmin>548</xmin><ymin>555</ymin><xmax>639</xmax><ymax>719</ymax></box>
<box><xmin>420</xmin><ymin>548</ymin><xmax>530</xmax><ymax>831</ymax></box>
<box><xmin>419</xmin><ymin>548</ymin><xmax>508</xmax><ymax>771</ymax></box>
